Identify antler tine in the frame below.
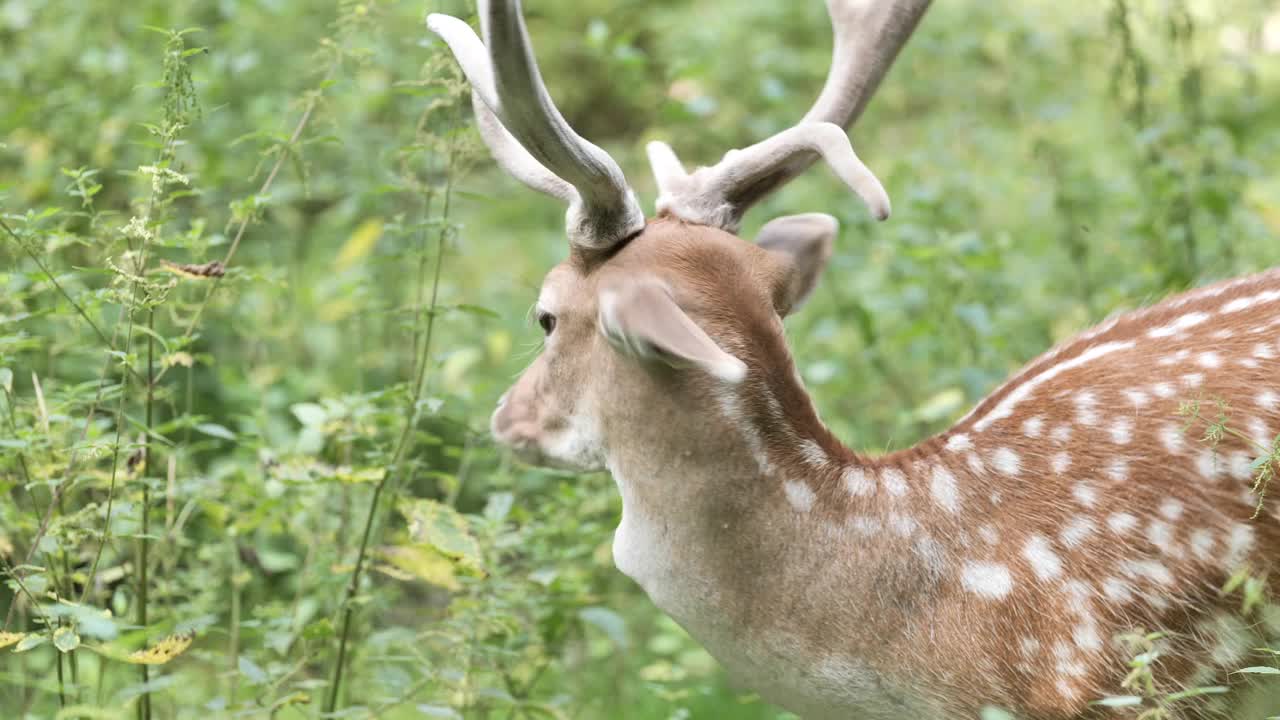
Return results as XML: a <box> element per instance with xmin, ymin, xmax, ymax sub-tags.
<box><xmin>429</xmin><ymin>2</ymin><xmax>644</xmax><ymax>250</ymax></box>
<box><xmin>429</xmin><ymin>14</ymin><xmax>577</xmax><ymax>203</ymax></box>
<box><xmin>480</xmin><ymin>0</ymin><xmax>644</xmax><ymax>248</ymax></box>
<box><xmin>652</xmin><ymin>0</ymin><xmax>932</xmax><ymax>232</ymax></box>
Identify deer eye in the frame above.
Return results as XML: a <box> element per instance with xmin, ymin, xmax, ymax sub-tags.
<box><xmin>537</xmin><ymin>311</ymin><xmax>557</xmax><ymax>336</ymax></box>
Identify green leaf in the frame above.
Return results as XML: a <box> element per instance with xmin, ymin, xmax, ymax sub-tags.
<box><xmin>237</xmin><ymin>655</ymin><xmax>268</xmax><ymax>685</ymax></box>
<box><xmin>453</xmin><ymin>303</ymin><xmax>500</xmax><ymax>319</ymax></box>
<box><xmin>415</xmin><ymin>705</ymin><xmax>463</xmax><ymax>719</ymax></box>
<box><xmin>380</xmin><ymin>545</ymin><xmax>460</xmax><ymax>590</ymax></box>
<box><xmin>194</xmin><ymin>423</ymin><xmax>236</xmax><ymax>441</ymax></box>
<box><xmin>290</xmin><ymin>402</ymin><xmax>326</xmax><ymax>427</ymax></box>
<box><xmin>398</xmin><ymin>498</ymin><xmax>483</xmax><ymax>575</ymax></box>
<box><xmin>1232</xmin><ymin>666</ymin><xmax>1280</xmax><ymax>675</ymax></box>
<box><xmin>14</xmin><ymin>633</ymin><xmax>47</xmax><ymax>652</ymax></box>
<box><xmin>579</xmin><ymin>606</ymin><xmax>628</xmax><ymax>650</ymax></box>
<box><xmin>53</xmin><ymin>626</ymin><xmax>80</xmax><ymax>653</ymax></box>
<box><xmin>336</xmin><ymin>467</ymin><xmax>385</xmax><ymax>484</ymax></box>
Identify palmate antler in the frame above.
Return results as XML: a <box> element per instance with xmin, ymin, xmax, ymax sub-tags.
<box><xmin>429</xmin><ymin>0</ymin><xmax>932</xmax><ymax>246</ymax></box>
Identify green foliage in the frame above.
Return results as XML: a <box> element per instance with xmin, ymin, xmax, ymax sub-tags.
<box><xmin>1</xmin><ymin>0</ymin><xmax>1278</xmax><ymax>718</ymax></box>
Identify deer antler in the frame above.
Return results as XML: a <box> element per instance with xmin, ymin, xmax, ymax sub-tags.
<box><xmin>649</xmin><ymin>0</ymin><xmax>932</xmax><ymax>232</ymax></box>
<box><xmin>428</xmin><ymin>1</ymin><xmax>645</xmax><ymax>251</ymax></box>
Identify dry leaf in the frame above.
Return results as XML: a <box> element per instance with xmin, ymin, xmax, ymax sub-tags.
<box><xmin>125</xmin><ymin>633</ymin><xmax>193</xmax><ymax>665</ymax></box>
<box><xmin>0</xmin><ymin>632</ymin><xmax>26</xmax><ymax>650</ymax></box>
<box><xmin>161</xmin><ymin>259</ymin><xmax>226</xmax><ymax>279</ymax></box>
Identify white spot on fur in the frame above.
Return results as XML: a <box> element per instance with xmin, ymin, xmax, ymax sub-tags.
<box><xmin>945</xmin><ymin>433</ymin><xmax>972</xmax><ymax>452</ymax></box>
<box><xmin>1148</xmin><ymin>311</ymin><xmax>1209</xmax><ymax>338</ymax></box>
<box><xmin>1050</xmin><ymin>424</ymin><xmax>1073</xmax><ymax>443</ymax></box>
<box><xmin>1044</xmin><ymin>422</ymin><xmax>1075</xmax><ymax>445</ymax></box>
<box><xmin>849</xmin><ymin>516</ymin><xmax>882</xmax><ymax>538</ymax></box>
<box><xmin>843</xmin><ymin>467</ymin><xmax>874</xmax><ymax>497</ymax></box>
<box><xmin>973</xmin><ymin>341</ymin><xmax>1134</xmax><ymax>430</ymax></box>
<box><xmin>961</xmin><ymin>561</ymin><xmax>1014</xmax><ymax>599</ymax></box>
<box><xmin>1189</xmin><ymin>528</ymin><xmax>1215</xmax><ymax>561</ymax></box>
<box><xmin>1228</xmin><ymin>451</ymin><xmax>1254</xmax><ymax>481</ymax></box>
<box><xmin>880</xmin><ymin>467</ymin><xmax>908</xmax><ymax>497</ymax></box>
<box><xmin>716</xmin><ymin>391</ymin><xmax>773</xmax><ymax>474</ymax></box>
<box><xmin>1159</xmin><ymin>499</ymin><xmax>1184</xmax><ymax>521</ymax></box>
<box><xmin>1257</xmin><ymin>390</ymin><xmax>1279</xmax><ymax>411</ymax></box>
<box><xmin>1073</xmin><ymin>620</ymin><xmax>1102</xmax><ymax>652</ymax></box>
<box><xmin>1060</xmin><ymin>517</ymin><xmax>1096</xmax><ymax>549</ymax></box>
<box><xmin>1107</xmin><ymin>512</ymin><xmax>1138</xmax><ymax>534</ymax></box>
<box><xmin>1159</xmin><ymin>423</ymin><xmax>1184</xmax><ymax>454</ymax></box>
<box><xmin>979</xmin><ymin>525</ymin><xmax>1000</xmax><ymax>546</ymax></box>
<box><xmin>1152</xmin><ymin>382</ymin><xmax>1175</xmax><ymax>398</ymax></box>
<box><xmin>1072</xmin><ymin>483</ymin><xmax>1097</xmax><ymax>508</ymax></box>
<box><xmin>1102</xmin><ymin>577</ymin><xmax>1133</xmax><ymax>602</ymax></box>
<box><xmin>1147</xmin><ymin>520</ymin><xmax>1175</xmax><ymax>553</ymax></box>
<box><xmin>1023</xmin><ymin>534</ymin><xmax>1063</xmax><ymax>581</ymax></box>
<box><xmin>1073</xmin><ymin>390</ymin><xmax>1099</xmax><ymax>426</ymax></box>
<box><xmin>784</xmin><ymin>481</ymin><xmax>816</xmax><ymax>512</ymax></box>
<box><xmin>1181</xmin><ymin>372</ymin><xmax>1204</xmax><ymax>388</ymax></box>
<box><xmin>1052</xmin><ymin>452</ymin><xmax>1072</xmax><ymax>475</ymax></box>
<box><xmin>914</xmin><ymin>535</ymin><xmax>947</xmax><ymax>574</ymax></box>
<box><xmin>1224</xmin><ymin>523</ymin><xmax>1254</xmax><ymax>566</ymax></box>
<box><xmin>992</xmin><ymin>447</ymin><xmax>1021</xmax><ymax>476</ymax></box>
<box><xmin>1022</xmin><ymin>416</ymin><xmax>1044</xmax><ymax>438</ymax></box>
<box><xmin>1105</xmin><ymin>457</ymin><xmax>1130</xmax><ymax>482</ymax></box>
<box><xmin>1196</xmin><ymin>351</ymin><xmax>1222</xmax><ymax>369</ymax></box>
<box><xmin>1248</xmin><ymin>417</ymin><xmax>1272</xmax><ymax>447</ymax></box>
<box><xmin>1124</xmin><ymin>389</ymin><xmax>1150</xmax><ymax>408</ymax></box>
<box><xmin>1122</xmin><ymin>559</ymin><xmax>1174</xmax><ymax>585</ymax></box>
<box><xmin>1222</xmin><ymin>289</ymin><xmax>1280</xmax><ymax>313</ymax></box>
<box><xmin>1253</xmin><ymin>342</ymin><xmax>1276</xmax><ymax>360</ymax></box>
<box><xmin>930</xmin><ymin>466</ymin><xmax>960</xmax><ymax>514</ymax></box>
<box><xmin>799</xmin><ymin>439</ymin><xmax>828</xmax><ymax>466</ymax></box>
<box><xmin>1196</xmin><ymin>449</ymin><xmax>1221</xmax><ymax>482</ymax></box>
<box><xmin>965</xmin><ymin>452</ymin><xmax>985</xmax><ymax>475</ymax></box>
<box><xmin>1109</xmin><ymin>417</ymin><xmax>1134</xmax><ymax>444</ymax></box>
<box><xmin>888</xmin><ymin>512</ymin><xmax>917</xmax><ymax>538</ymax></box>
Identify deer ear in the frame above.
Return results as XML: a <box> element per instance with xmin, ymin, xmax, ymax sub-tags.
<box><xmin>755</xmin><ymin>213</ymin><xmax>837</xmax><ymax>316</ymax></box>
<box><xmin>598</xmin><ymin>276</ymin><xmax>747</xmax><ymax>383</ymax></box>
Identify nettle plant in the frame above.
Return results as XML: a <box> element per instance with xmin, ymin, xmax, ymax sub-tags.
<box><xmin>0</xmin><ymin>10</ymin><xmax>513</xmax><ymax>716</ymax></box>
<box><xmin>430</xmin><ymin>1</ymin><xmax>1280</xmax><ymax>719</ymax></box>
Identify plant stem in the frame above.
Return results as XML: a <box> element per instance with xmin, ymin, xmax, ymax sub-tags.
<box><xmin>324</xmin><ymin>164</ymin><xmax>458</xmax><ymax>715</ymax></box>
<box><xmin>136</xmin><ymin>308</ymin><xmax>155</xmax><ymax>720</ymax></box>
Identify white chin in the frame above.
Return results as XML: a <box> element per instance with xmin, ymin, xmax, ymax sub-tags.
<box><xmin>500</xmin><ymin>438</ymin><xmax>600</xmax><ymax>473</ymax></box>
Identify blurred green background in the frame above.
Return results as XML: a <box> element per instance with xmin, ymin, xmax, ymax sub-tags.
<box><xmin>2</xmin><ymin>0</ymin><xmax>1279</xmax><ymax>717</ymax></box>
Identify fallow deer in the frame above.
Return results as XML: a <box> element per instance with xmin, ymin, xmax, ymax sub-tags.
<box><xmin>428</xmin><ymin>2</ymin><xmax>1280</xmax><ymax>718</ymax></box>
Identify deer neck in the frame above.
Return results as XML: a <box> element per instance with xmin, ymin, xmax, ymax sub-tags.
<box><xmin>604</xmin><ymin>345</ymin><xmax>954</xmax><ymax>678</ymax></box>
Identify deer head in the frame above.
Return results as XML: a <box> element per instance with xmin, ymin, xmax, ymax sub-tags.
<box><xmin>427</xmin><ymin>0</ymin><xmax>927</xmax><ymax>475</ymax></box>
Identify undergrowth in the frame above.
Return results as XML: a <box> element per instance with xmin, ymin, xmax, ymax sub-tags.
<box><xmin>2</xmin><ymin>0</ymin><xmax>1279</xmax><ymax>718</ymax></box>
